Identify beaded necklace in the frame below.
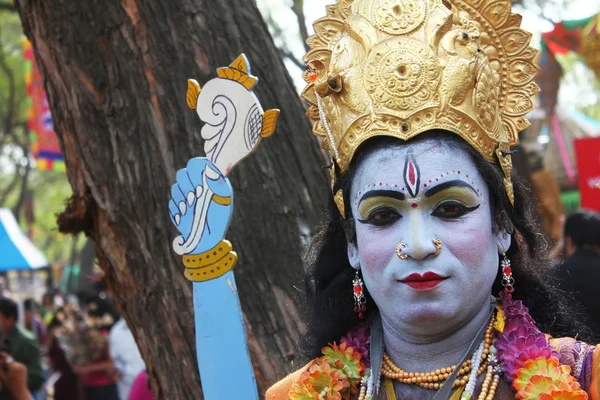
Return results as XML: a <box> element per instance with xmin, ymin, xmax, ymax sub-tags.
<box><xmin>381</xmin><ymin>314</ymin><xmax>500</xmax><ymax>400</ymax></box>
<box><xmin>288</xmin><ymin>294</ymin><xmax>590</xmax><ymax>400</ymax></box>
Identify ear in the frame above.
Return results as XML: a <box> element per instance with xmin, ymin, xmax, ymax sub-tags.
<box><xmin>496</xmin><ymin>228</ymin><xmax>512</xmax><ymax>255</ymax></box>
<box><xmin>347</xmin><ymin>241</ymin><xmax>361</xmax><ymax>270</ymax></box>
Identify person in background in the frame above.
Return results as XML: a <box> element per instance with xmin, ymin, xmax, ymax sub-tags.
<box><xmin>558</xmin><ymin>210</ymin><xmax>600</xmax><ymax>330</ymax></box>
<box><xmin>0</xmin><ymin>352</ymin><xmax>34</xmax><ymax>400</ymax></box>
<box><xmin>109</xmin><ymin>316</ymin><xmax>145</xmax><ymax>400</ymax></box>
<box><xmin>23</xmin><ymin>300</ymin><xmax>47</xmax><ymax>349</ymax></box>
<box><xmin>74</xmin><ymin>299</ymin><xmax>119</xmax><ymax>400</ymax></box>
<box><xmin>0</xmin><ymin>298</ymin><xmax>44</xmax><ymax>400</ymax></box>
<box><xmin>39</xmin><ymin>294</ymin><xmax>56</xmax><ymax>327</ymax></box>
<box><xmin>46</xmin><ymin>317</ymin><xmax>83</xmax><ymax>400</ymax></box>
<box><xmin>128</xmin><ymin>371</ymin><xmax>154</xmax><ymax>400</ymax></box>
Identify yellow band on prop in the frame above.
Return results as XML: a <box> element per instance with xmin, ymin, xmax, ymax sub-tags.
<box><xmin>212</xmin><ymin>194</ymin><xmax>232</xmax><ymax>206</ymax></box>
<box><xmin>182</xmin><ymin>240</ymin><xmax>233</xmax><ymax>269</ymax></box>
<box><xmin>184</xmin><ymin>251</ymin><xmax>238</xmax><ymax>282</ymax></box>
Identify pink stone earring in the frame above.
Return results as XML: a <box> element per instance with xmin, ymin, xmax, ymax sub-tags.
<box><xmin>501</xmin><ymin>253</ymin><xmax>514</xmax><ymax>297</ymax></box>
<box><xmin>353</xmin><ymin>270</ymin><xmax>366</xmax><ymax>319</ymax></box>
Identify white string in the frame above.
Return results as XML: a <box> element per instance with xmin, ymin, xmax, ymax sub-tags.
<box><xmin>314</xmin><ymin>87</ymin><xmax>341</xmax><ymax>163</ymax></box>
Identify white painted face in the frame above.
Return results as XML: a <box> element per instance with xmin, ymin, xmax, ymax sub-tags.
<box><xmin>346</xmin><ymin>138</ymin><xmax>511</xmax><ymax>336</ymax></box>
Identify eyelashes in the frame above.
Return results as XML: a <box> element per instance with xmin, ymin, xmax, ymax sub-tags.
<box><xmin>357</xmin><ymin>208</ymin><xmax>402</xmax><ymax>226</ymax></box>
<box><xmin>357</xmin><ymin>201</ymin><xmax>480</xmax><ymax>227</ymax></box>
<box><xmin>431</xmin><ymin>202</ymin><xmax>480</xmax><ymax>218</ymax></box>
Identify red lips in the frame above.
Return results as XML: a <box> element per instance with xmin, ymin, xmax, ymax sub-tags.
<box><xmin>400</xmin><ymin>272</ymin><xmax>447</xmax><ymax>291</ymax></box>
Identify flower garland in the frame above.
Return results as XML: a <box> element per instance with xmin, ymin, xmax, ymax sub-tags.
<box><xmin>290</xmin><ymin>293</ymin><xmax>591</xmax><ymax>400</ymax></box>
<box><xmin>495</xmin><ymin>293</ymin><xmax>589</xmax><ymax>400</ymax></box>
<box><xmin>290</xmin><ymin>322</ymin><xmax>371</xmax><ymax>400</ymax></box>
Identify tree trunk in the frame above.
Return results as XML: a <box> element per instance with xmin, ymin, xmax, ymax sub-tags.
<box><xmin>15</xmin><ymin>0</ymin><xmax>329</xmax><ymax>398</ymax></box>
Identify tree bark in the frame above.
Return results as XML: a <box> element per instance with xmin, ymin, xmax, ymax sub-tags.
<box><xmin>15</xmin><ymin>0</ymin><xmax>329</xmax><ymax>398</ymax></box>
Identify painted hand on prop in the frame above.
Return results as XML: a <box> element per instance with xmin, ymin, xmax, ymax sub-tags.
<box><xmin>167</xmin><ymin>54</ymin><xmax>278</xmax><ymax>400</ymax></box>
<box><xmin>169</xmin><ymin>158</ymin><xmax>236</xmax><ymax>281</ymax></box>
<box><xmin>168</xmin><ymin>54</ymin><xmax>279</xmax><ymax>283</ymax></box>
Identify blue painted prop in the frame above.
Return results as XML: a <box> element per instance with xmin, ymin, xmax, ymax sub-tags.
<box><xmin>168</xmin><ymin>54</ymin><xmax>279</xmax><ymax>400</ymax></box>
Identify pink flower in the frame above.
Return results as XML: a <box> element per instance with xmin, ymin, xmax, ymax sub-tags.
<box><xmin>496</xmin><ymin>294</ymin><xmax>558</xmax><ymax>381</ymax></box>
<box><xmin>340</xmin><ymin>321</ymin><xmax>371</xmax><ymax>367</ymax></box>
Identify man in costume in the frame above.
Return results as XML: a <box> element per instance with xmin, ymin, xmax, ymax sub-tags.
<box><xmin>260</xmin><ymin>0</ymin><xmax>600</xmax><ymax>398</ymax></box>
<box><xmin>169</xmin><ymin>1</ymin><xmax>599</xmax><ymax>398</ymax></box>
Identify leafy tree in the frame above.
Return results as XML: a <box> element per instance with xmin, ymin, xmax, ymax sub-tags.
<box><xmin>0</xmin><ymin>10</ymin><xmax>79</xmax><ymax>264</ymax></box>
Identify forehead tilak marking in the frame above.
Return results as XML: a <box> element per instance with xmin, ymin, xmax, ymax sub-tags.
<box><xmin>404</xmin><ymin>156</ymin><xmax>420</xmax><ymax>198</ymax></box>
<box><xmin>353</xmin><ymin>170</ymin><xmax>482</xmax><ymax>202</ymax></box>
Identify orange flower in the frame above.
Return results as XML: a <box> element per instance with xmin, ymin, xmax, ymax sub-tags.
<box><xmin>322</xmin><ymin>342</ymin><xmax>365</xmax><ymax>383</ymax></box>
<box><xmin>539</xmin><ymin>390</ymin><xmax>589</xmax><ymax>400</ymax></box>
<box><xmin>513</xmin><ymin>357</ymin><xmax>587</xmax><ymax>400</ymax></box>
<box><xmin>290</xmin><ymin>359</ymin><xmax>351</xmax><ymax>400</ymax></box>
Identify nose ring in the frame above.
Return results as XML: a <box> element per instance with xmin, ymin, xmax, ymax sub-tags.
<box><xmin>396</xmin><ymin>242</ymin><xmax>408</xmax><ymax>260</ymax></box>
<box><xmin>433</xmin><ymin>239</ymin><xmax>442</xmax><ymax>256</ymax></box>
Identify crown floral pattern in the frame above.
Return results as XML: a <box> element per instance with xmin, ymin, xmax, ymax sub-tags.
<box><xmin>302</xmin><ymin>0</ymin><xmax>540</xmax><ymax>212</ymax></box>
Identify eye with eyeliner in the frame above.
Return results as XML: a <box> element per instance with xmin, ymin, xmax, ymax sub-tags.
<box><xmin>355</xmin><ymin>183</ymin><xmax>481</xmax><ymax>224</ymax></box>
<box><xmin>431</xmin><ymin>200</ymin><xmax>480</xmax><ymax>219</ymax></box>
<box><xmin>357</xmin><ymin>207</ymin><xmax>402</xmax><ymax>226</ymax></box>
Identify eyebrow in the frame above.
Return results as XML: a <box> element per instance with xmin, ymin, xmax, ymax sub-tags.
<box><xmin>359</xmin><ymin>190</ymin><xmax>406</xmax><ymax>203</ymax></box>
<box><xmin>425</xmin><ymin>180</ymin><xmax>478</xmax><ymax>198</ymax></box>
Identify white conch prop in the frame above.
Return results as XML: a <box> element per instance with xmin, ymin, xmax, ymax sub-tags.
<box><xmin>186</xmin><ymin>54</ymin><xmax>279</xmax><ymax>177</ymax></box>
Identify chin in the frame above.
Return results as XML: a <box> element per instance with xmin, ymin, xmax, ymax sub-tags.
<box><xmin>397</xmin><ymin>296</ymin><xmax>460</xmax><ymax>327</ymax></box>
<box><xmin>400</xmin><ymin>302</ymin><xmax>454</xmax><ymax>326</ymax></box>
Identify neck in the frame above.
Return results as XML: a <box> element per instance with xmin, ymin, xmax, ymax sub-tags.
<box><xmin>5</xmin><ymin>324</ymin><xmax>16</xmax><ymax>336</ymax></box>
<box><xmin>382</xmin><ymin>297</ymin><xmax>492</xmax><ymax>373</ymax></box>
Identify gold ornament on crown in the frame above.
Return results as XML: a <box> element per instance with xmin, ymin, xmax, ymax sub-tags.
<box><xmin>302</xmin><ymin>0</ymin><xmax>539</xmax><ymax>215</ymax></box>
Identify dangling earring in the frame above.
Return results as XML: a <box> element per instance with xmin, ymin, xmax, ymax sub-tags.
<box><xmin>353</xmin><ymin>270</ymin><xmax>366</xmax><ymax>319</ymax></box>
<box><xmin>501</xmin><ymin>253</ymin><xmax>514</xmax><ymax>297</ymax></box>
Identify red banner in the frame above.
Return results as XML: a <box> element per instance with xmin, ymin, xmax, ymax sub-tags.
<box><xmin>574</xmin><ymin>137</ymin><xmax>600</xmax><ymax>211</ymax></box>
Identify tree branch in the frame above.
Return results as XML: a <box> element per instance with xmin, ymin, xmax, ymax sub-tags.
<box><xmin>534</xmin><ymin>0</ymin><xmax>557</xmax><ymax>23</ymax></box>
<box><xmin>0</xmin><ymin>163</ymin><xmax>22</xmax><ymax>206</ymax></box>
<box><xmin>291</xmin><ymin>0</ymin><xmax>309</xmax><ymax>52</ymax></box>
<box><xmin>0</xmin><ymin>24</ymin><xmax>17</xmax><ymax>143</ymax></box>
<box><xmin>12</xmin><ymin>128</ymin><xmax>31</xmax><ymax>222</ymax></box>
<box><xmin>0</xmin><ymin>2</ymin><xmax>15</xmax><ymax>12</ymax></box>
<box><xmin>279</xmin><ymin>47</ymin><xmax>304</xmax><ymax>70</ymax></box>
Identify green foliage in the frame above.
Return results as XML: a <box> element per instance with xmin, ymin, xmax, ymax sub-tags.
<box><xmin>0</xmin><ymin>10</ymin><xmax>80</xmax><ymax>264</ymax></box>
<box><xmin>557</xmin><ymin>52</ymin><xmax>600</xmax><ymax>121</ymax></box>
<box><xmin>0</xmin><ymin>12</ymin><xmax>26</xmax><ymax>128</ymax></box>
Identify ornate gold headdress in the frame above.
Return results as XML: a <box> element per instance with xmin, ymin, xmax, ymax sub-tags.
<box><xmin>302</xmin><ymin>0</ymin><xmax>539</xmax><ymax>215</ymax></box>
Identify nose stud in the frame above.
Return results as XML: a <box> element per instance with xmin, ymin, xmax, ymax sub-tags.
<box><xmin>396</xmin><ymin>242</ymin><xmax>408</xmax><ymax>260</ymax></box>
<box><xmin>433</xmin><ymin>239</ymin><xmax>442</xmax><ymax>256</ymax></box>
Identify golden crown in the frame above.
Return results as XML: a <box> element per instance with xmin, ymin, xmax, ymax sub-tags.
<box><xmin>302</xmin><ymin>0</ymin><xmax>539</xmax><ymax>215</ymax></box>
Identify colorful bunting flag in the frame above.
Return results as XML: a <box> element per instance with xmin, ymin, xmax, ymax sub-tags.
<box><xmin>23</xmin><ymin>39</ymin><xmax>65</xmax><ymax>172</ymax></box>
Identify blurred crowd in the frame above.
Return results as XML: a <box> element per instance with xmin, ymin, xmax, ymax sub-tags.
<box><xmin>554</xmin><ymin>210</ymin><xmax>600</xmax><ymax>334</ymax></box>
<box><xmin>0</xmin><ymin>280</ymin><xmax>153</xmax><ymax>400</ymax></box>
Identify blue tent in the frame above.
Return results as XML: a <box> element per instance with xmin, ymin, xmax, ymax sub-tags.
<box><xmin>0</xmin><ymin>208</ymin><xmax>48</xmax><ymax>271</ymax></box>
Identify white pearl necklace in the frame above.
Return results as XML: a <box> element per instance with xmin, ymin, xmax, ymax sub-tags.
<box><xmin>461</xmin><ymin>341</ymin><xmax>485</xmax><ymax>400</ymax></box>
